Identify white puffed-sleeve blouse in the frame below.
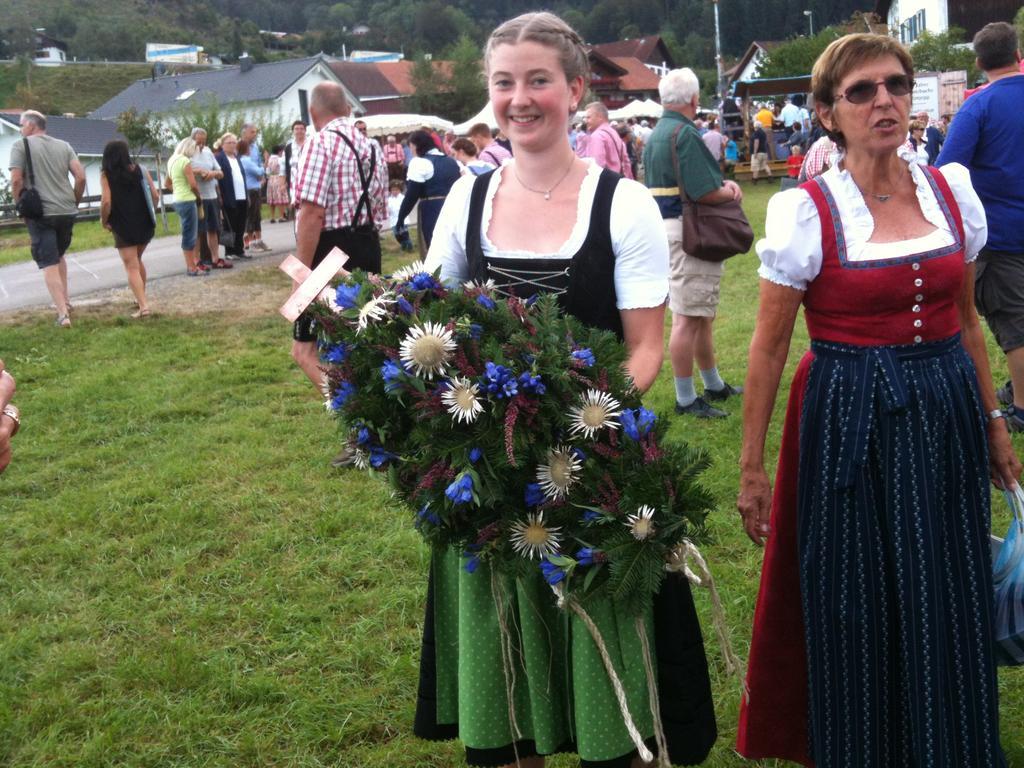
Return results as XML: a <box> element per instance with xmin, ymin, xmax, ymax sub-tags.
<box><xmin>757</xmin><ymin>152</ymin><xmax>988</xmax><ymax>291</ymax></box>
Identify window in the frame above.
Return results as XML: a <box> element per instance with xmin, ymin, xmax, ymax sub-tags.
<box><xmin>900</xmin><ymin>9</ymin><xmax>927</xmax><ymax>44</ymax></box>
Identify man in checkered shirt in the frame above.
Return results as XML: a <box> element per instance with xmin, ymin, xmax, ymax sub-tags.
<box><xmin>291</xmin><ymin>82</ymin><xmax>388</xmax><ymax>389</ymax></box>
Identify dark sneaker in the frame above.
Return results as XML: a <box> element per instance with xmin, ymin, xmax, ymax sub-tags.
<box><xmin>1007</xmin><ymin>406</ymin><xmax>1024</xmax><ymax>434</ymax></box>
<box><xmin>704</xmin><ymin>381</ymin><xmax>744</xmax><ymax>402</ymax></box>
<box><xmin>997</xmin><ymin>380</ymin><xmax>1014</xmax><ymax>407</ymax></box>
<box><xmin>675</xmin><ymin>396</ymin><xmax>728</xmax><ymax>419</ymax></box>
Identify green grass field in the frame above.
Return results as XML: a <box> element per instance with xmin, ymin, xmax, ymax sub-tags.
<box><xmin>0</xmin><ymin>63</ymin><xmax>155</xmax><ymax>117</ymax></box>
<box><xmin>1</xmin><ymin>181</ymin><xmax>1022</xmax><ymax>766</ymax></box>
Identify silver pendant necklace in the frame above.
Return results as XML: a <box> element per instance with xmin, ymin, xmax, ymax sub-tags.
<box><xmin>513</xmin><ymin>155</ymin><xmax>576</xmax><ymax>200</ymax></box>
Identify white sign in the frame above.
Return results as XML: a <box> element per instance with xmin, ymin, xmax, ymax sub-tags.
<box><xmin>912</xmin><ymin>73</ymin><xmax>940</xmax><ymax>119</ymax></box>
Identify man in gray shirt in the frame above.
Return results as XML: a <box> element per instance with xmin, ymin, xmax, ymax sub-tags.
<box><xmin>9</xmin><ymin>110</ymin><xmax>86</xmax><ymax>328</ymax></box>
<box><xmin>190</xmin><ymin>127</ymin><xmax>227</xmax><ymax>267</ymax></box>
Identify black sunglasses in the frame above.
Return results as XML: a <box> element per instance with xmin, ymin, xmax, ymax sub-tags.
<box><xmin>835</xmin><ymin>74</ymin><xmax>914</xmax><ymax>104</ymax></box>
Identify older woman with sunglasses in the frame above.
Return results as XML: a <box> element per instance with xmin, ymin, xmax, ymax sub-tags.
<box><xmin>735</xmin><ymin>34</ymin><xmax>1019</xmax><ymax>767</ymax></box>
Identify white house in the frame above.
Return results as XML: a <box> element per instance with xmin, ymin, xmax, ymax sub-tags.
<box><xmin>0</xmin><ymin>113</ymin><xmax>158</xmax><ymax>202</ymax></box>
<box><xmin>34</xmin><ymin>31</ymin><xmax>67</xmax><ymax>66</ymax></box>
<box><xmin>90</xmin><ymin>54</ymin><xmax>365</xmax><ymax>131</ymax></box>
<box><xmin>877</xmin><ymin>0</ymin><xmax>1022</xmax><ymax>44</ymax></box>
<box><xmin>726</xmin><ymin>41</ymin><xmax>783</xmax><ymax>89</ymax></box>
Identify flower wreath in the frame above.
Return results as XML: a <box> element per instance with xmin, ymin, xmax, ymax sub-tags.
<box><xmin>310</xmin><ymin>261</ymin><xmax>714</xmax><ymax>617</ymax></box>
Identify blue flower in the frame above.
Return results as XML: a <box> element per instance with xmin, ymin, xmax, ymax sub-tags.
<box><xmin>572</xmin><ymin>348</ymin><xmax>596</xmax><ymax>367</ymax></box>
<box><xmin>571</xmin><ymin>447</ymin><xmax>586</xmax><ymax>462</ymax></box>
<box><xmin>476</xmin><ymin>294</ymin><xmax>496</xmax><ymax>310</ymax></box>
<box><xmin>480</xmin><ymin>362</ymin><xmax>517</xmax><ymax>399</ymax></box>
<box><xmin>445</xmin><ymin>473</ymin><xmax>475</xmax><ymax>505</ymax></box>
<box><xmin>577</xmin><ymin>547</ymin><xmax>600</xmax><ymax>567</ymax></box>
<box><xmin>469</xmin><ymin>323</ymin><xmax>483</xmax><ymax>340</ymax></box>
<box><xmin>621</xmin><ymin>407</ymin><xmax>658</xmax><ymax>441</ymax></box>
<box><xmin>336</xmin><ymin>283</ymin><xmax>361</xmax><ymax>309</ymax></box>
<box><xmin>636</xmin><ymin>407</ymin><xmax>657</xmax><ymax>434</ymax></box>
<box><xmin>416</xmin><ymin>504</ymin><xmax>441</xmax><ymax>527</ymax></box>
<box><xmin>540</xmin><ymin>559</ymin><xmax>566</xmax><ymax>585</ymax></box>
<box><xmin>369</xmin><ymin>446</ymin><xmax>396</xmax><ymax>468</ymax></box>
<box><xmin>525</xmin><ymin>482</ymin><xmax>545</xmax><ymax>507</ymax></box>
<box><xmin>322</xmin><ymin>342</ymin><xmax>350</xmax><ymax>364</ymax></box>
<box><xmin>329</xmin><ymin>381</ymin><xmax>356</xmax><ymax>410</ymax></box>
<box><xmin>356</xmin><ymin>426</ymin><xmax>372</xmax><ymax>446</ymax></box>
<box><xmin>409</xmin><ymin>272</ymin><xmax>440</xmax><ymax>292</ymax></box>
<box><xmin>396</xmin><ymin>295</ymin><xmax>415</xmax><ymax>315</ymax></box>
<box><xmin>463</xmin><ymin>552</ymin><xmax>480</xmax><ymax>574</ymax></box>
<box><xmin>469</xmin><ymin>447</ymin><xmax>483</xmax><ymax>464</ymax></box>
<box><xmin>581</xmin><ymin>509</ymin><xmax>602</xmax><ymax>523</ymax></box>
<box><xmin>517</xmin><ymin>372</ymin><xmax>546</xmax><ymax>395</ymax></box>
<box><xmin>380</xmin><ymin>359</ymin><xmax>404</xmax><ymax>392</ymax></box>
<box><xmin>620</xmin><ymin>408</ymin><xmax>640</xmax><ymax>441</ymax></box>
<box><xmin>525</xmin><ymin>294</ymin><xmax>540</xmax><ymax>307</ymax></box>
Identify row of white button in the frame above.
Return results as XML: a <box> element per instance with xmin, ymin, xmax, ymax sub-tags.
<box><xmin>913</xmin><ymin>262</ymin><xmax>923</xmax><ymax>343</ymax></box>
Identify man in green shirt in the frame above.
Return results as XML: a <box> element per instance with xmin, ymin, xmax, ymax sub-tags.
<box><xmin>9</xmin><ymin>110</ymin><xmax>86</xmax><ymax>328</ymax></box>
<box><xmin>643</xmin><ymin>68</ymin><xmax>744</xmax><ymax>418</ymax></box>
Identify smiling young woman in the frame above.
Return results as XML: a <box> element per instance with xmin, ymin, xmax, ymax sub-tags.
<box><xmin>418</xmin><ymin>11</ymin><xmax>718</xmax><ymax>768</ymax></box>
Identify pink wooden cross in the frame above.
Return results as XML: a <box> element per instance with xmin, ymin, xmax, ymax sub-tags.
<box><xmin>278</xmin><ymin>248</ymin><xmax>351</xmax><ymax>322</ymax></box>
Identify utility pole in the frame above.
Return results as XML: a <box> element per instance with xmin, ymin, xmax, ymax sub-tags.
<box><xmin>713</xmin><ymin>0</ymin><xmax>725</xmax><ymax>101</ymax></box>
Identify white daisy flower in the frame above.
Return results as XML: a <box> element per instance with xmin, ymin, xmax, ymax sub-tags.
<box><xmin>356</xmin><ymin>291</ymin><xmax>395</xmax><ymax>333</ymax></box>
<box><xmin>568</xmin><ymin>390</ymin><xmax>622</xmax><ymax>439</ymax></box>
<box><xmin>392</xmin><ymin>261</ymin><xmax>429</xmax><ymax>281</ymax></box>
<box><xmin>535</xmin><ymin>445</ymin><xmax>582</xmax><ymax>501</ymax></box>
<box><xmin>462</xmin><ymin>278</ymin><xmax>497</xmax><ymax>292</ymax></box>
<box><xmin>352</xmin><ymin>448</ymin><xmax>370</xmax><ymax>470</ymax></box>
<box><xmin>509</xmin><ymin>511</ymin><xmax>562</xmax><ymax>560</ymax></box>
<box><xmin>441</xmin><ymin>376</ymin><xmax>484</xmax><ymax>424</ymax></box>
<box><xmin>399</xmin><ymin>321</ymin><xmax>457</xmax><ymax>379</ymax></box>
<box><xmin>625</xmin><ymin>505</ymin><xmax>657</xmax><ymax>540</ymax></box>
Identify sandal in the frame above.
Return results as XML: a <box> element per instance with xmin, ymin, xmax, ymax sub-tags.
<box><xmin>56</xmin><ymin>314</ymin><xmax>71</xmax><ymax>328</ymax></box>
<box><xmin>186</xmin><ymin>269</ymin><xmax>209</xmax><ymax>277</ymax></box>
<box><xmin>212</xmin><ymin>259</ymin><xmax>234</xmax><ymax>269</ymax></box>
<box><xmin>131</xmin><ymin>307</ymin><xmax>152</xmax><ymax>319</ymax></box>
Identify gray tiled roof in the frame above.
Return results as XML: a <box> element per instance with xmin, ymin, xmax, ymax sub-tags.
<box><xmin>90</xmin><ymin>55</ymin><xmax>336</xmax><ymax>120</ymax></box>
<box><xmin>0</xmin><ymin>114</ymin><xmax>153</xmax><ymax>157</ymax></box>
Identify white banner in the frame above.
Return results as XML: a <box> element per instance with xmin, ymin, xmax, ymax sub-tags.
<box><xmin>912</xmin><ymin>73</ymin><xmax>940</xmax><ymax>119</ymax></box>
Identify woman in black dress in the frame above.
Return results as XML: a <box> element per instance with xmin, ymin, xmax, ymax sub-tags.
<box><xmin>100</xmin><ymin>140</ymin><xmax>158</xmax><ymax>317</ymax></box>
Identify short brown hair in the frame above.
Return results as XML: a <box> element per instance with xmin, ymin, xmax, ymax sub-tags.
<box><xmin>909</xmin><ymin>120</ymin><xmax>926</xmax><ymax>132</ymax></box>
<box><xmin>812</xmin><ymin>34</ymin><xmax>914</xmax><ymax>108</ymax></box>
<box><xmin>974</xmin><ymin>22</ymin><xmax>1019</xmax><ymax>72</ymax></box>
<box><xmin>451</xmin><ymin>137</ymin><xmax>477</xmax><ymax>156</ymax></box>
<box><xmin>812</xmin><ymin>33</ymin><xmax>914</xmax><ymax>148</ymax></box>
<box><xmin>467</xmin><ymin>122</ymin><xmax>493</xmax><ymax>139</ymax></box>
<box><xmin>484</xmin><ymin>11</ymin><xmax>589</xmax><ymax>83</ymax></box>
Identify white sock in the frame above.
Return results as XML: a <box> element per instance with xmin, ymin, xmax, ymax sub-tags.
<box><xmin>701</xmin><ymin>367</ymin><xmax>725</xmax><ymax>391</ymax></box>
<box><xmin>675</xmin><ymin>377</ymin><xmax>697</xmax><ymax>407</ymax></box>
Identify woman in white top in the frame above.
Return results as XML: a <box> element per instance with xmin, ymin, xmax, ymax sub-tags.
<box><xmin>736</xmin><ymin>33</ymin><xmax>1019</xmax><ymax>768</ymax></box>
<box><xmin>417</xmin><ymin>12</ymin><xmax>718</xmax><ymax>768</ymax></box>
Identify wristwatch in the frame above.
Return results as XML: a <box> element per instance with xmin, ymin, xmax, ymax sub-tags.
<box><xmin>986</xmin><ymin>408</ymin><xmax>1007</xmax><ymax>423</ymax></box>
<box><xmin>1</xmin><ymin>404</ymin><xmax>19</xmax><ymax>437</ymax></box>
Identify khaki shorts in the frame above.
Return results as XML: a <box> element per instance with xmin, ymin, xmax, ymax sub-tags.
<box><xmin>665</xmin><ymin>217</ymin><xmax>723</xmax><ymax>317</ymax></box>
<box><xmin>751</xmin><ymin>152</ymin><xmax>771</xmax><ymax>175</ymax></box>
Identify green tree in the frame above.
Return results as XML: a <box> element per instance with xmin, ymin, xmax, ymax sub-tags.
<box><xmin>116</xmin><ymin>108</ymin><xmax>167</xmax><ymax>160</ymax></box>
<box><xmin>408</xmin><ymin>54</ymin><xmax>448</xmax><ymax>116</ymax></box>
<box><xmin>445</xmin><ymin>36</ymin><xmax>487</xmax><ymax>122</ymax></box>
<box><xmin>1016</xmin><ymin>6</ymin><xmax>1024</xmax><ymax>41</ymax></box>
<box><xmin>910</xmin><ymin>28</ymin><xmax>977</xmax><ymax>81</ymax></box>
<box><xmin>758</xmin><ymin>27</ymin><xmax>843</xmax><ymax>78</ymax></box>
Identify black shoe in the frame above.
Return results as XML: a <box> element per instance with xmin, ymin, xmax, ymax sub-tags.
<box><xmin>675</xmin><ymin>396</ymin><xmax>728</xmax><ymax>418</ymax></box>
<box><xmin>997</xmin><ymin>380</ymin><xmax>1014</xmax><ymax>407</ymax></box>
<box><xmin>704</xmin><ymin>381</ymin><xmax>744</xmax><ymax>402</ymax></box>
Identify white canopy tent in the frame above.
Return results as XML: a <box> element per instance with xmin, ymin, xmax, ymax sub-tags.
<box><xmin>453</xmin><ymin>102</ymin><xmax>498</xmax><ymax>135</ymax></box>
<box><xmin>359</xmin><ymin>113</ymin><xmax>454</xmax><ymax>138</ymax></box>
<box><xmin>609</xmin><ymin>99</ymin><xmax>663</xmax><ymax>121</ymax></box>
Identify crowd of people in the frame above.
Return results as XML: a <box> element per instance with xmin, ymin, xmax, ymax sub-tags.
<box><xmin>5</xmin><ymin>10</ymin><xmax>1024</xmax><ymax>768</ymax></box>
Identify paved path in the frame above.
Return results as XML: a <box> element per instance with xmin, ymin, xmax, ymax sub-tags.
<box><xmin>0</xmin><ymin>220</ymin><xmax>299</xmax><ymax>313</ymax></box>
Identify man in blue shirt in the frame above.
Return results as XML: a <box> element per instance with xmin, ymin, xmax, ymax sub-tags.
<box><xmin>938</xmin><ymin>21</ymin><xmax>1024</xmax><ymax>428</ymax></box>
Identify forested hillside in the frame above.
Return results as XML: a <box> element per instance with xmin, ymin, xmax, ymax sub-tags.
<box><xmin>5</xmin><ymin>0</ymin><xmax>869</xmax><ymax>68</ymax></box>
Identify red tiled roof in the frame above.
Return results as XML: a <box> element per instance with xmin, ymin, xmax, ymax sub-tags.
<box><xmin>329</xmin><ymin>61</ymin><xmax>401</xmax><ymax>98</ymax></box>
<box><xmin>375</xmin><ymin>60</ymin><xmax>454</xmax><ymax>96</ymax></box>
<box><xmin>609</xmin><ymin>57</ymin><xmax>661</xmax><ymax>92</ymax></box>
<box><xmin>592</xmin><ymin>36</ymin><xmax>672</xmax><ymax>68</ymax></box>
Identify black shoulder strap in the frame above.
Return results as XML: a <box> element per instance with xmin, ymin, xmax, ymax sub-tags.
<box><xmin>331</xmin><ymin>129</ymin><xmax>376</xmax><ymax>227</ymax></box>
<box><xmin>22</xmin><ymin>137</ymin><xmax>35</xmax><ymax>187</ymax></box>
<box><xmin>464</xmin><ymin>169</ymin><xmax>497</xmax><ymax>283</ymax></box>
